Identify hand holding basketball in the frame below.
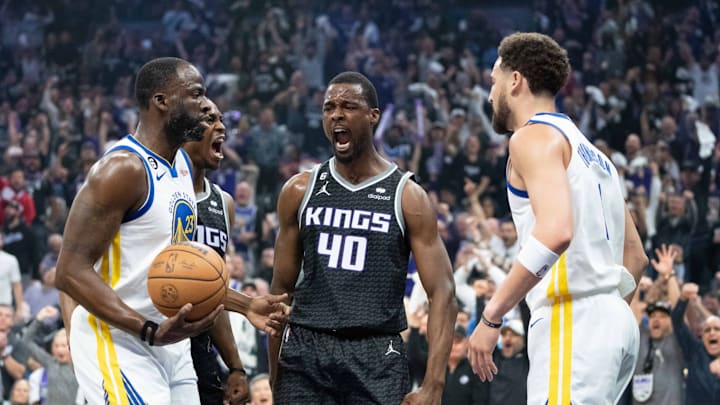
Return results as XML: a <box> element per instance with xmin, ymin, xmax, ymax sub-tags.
<box><xmin>148</xmin><ymin>241</ymin><xmax>229</xmax><ymax>321</ymax></box>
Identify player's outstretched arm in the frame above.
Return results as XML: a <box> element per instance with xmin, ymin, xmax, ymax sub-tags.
<box><xmin>224</xmin><ymin>288</ymin><xmax>289</xmax><ymax>336</ymax></box>
<box><xmin>401</xmin><ymin>181</ymin><xmax>457</xmax><ymax>405</ymax></box>
<box><xmin>267</xmin><ymin>172</ymin><xmax>307</xmax><ymax>387</ymax></box>
<box><xmin>469</xmin><ymin>125</ymin><xmax>573</xmax><ymax>381</ymax></box>
<box><xmin>55</xmin><ymin>152</ymin><xmax>220</xmax><ymax>346</ymax></box>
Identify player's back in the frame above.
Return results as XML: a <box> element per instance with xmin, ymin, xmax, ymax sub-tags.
<box><xmin>292</xmin><ymin>158</ymin><xmax>414</xmax><ymax>334</ymax></box>
<box><xmin>98</xmin><ymin>135</ymin><xmax>197</xmax><ymax>322</ymax></box>
<box><xmin>508</xmin><ymin>113</ymin><xmax>626</xmax><ymax>310</ymax></box>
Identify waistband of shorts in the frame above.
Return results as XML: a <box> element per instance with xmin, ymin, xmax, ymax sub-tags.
<box><xmin>290</xmin><ymin>323</ymin><xmax>398</xmax><ymax>339</ymax></box>
<box><xmin>530</xmin><ymin>287</ymin><xmax>622</xmax><ymax>310</ymax></box>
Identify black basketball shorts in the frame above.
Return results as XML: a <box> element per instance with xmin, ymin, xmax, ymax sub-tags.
<box><xmin>274</xmin><ymin>323</ymin><xmax>410</xmax><ymax>404</ymax></box>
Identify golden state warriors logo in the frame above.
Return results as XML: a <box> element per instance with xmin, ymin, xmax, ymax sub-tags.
<box><xmin>169</xmin><ymin>192</ymin><xmax>196</xmax><ymax>243</ymax></box>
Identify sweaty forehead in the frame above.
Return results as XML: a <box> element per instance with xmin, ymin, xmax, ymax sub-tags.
<box><xmin>324</xmin><ymin>83</ymin><xmax>365</xmax><ymax>103</ymax></box>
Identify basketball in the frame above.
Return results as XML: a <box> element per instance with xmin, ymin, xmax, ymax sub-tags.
<box><xmin>147</xmin><ymin>241</ymin><xmax>228</xmax><ymax>321</ymax></box>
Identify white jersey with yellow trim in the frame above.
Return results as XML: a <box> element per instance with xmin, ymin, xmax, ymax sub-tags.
<box><xmin>507</xmin><ymin>112</ymin><xmax>626</xmax><ymax>311</ymax></box>
<box><xmin>96</xmin><ymin>135</ymin><xmax>197</xmax><ymax>322</ymax></box>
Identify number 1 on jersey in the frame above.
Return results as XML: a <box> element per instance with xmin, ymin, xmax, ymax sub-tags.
<box><xmin>318</xmin><ymin>232</ymin><xmax>368</xmax><ymax>271</ymax></box>
<box><xmin>598</xmin><ymin>183</ymin><xmax>610</xmax><ymax>240</ymax></box>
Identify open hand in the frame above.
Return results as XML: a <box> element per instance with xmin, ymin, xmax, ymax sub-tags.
<box><xmin>467</xmin><ymin>322</ymin><xmax>499</xmax><ymax>381</ymax></box>
<box><xmin>153</xmin><ymin>303</ymin><xmax>224</xmax><ymax>346</ymax></box>
<box><xmin>247</xmin><ymin>294</ymin><xmax>290</xmax><ymax>337</ymax></box>
<box><xmin>651</xmin><ymin>244</ymin><xmax>678</xmax><ymax>278</ymax></box>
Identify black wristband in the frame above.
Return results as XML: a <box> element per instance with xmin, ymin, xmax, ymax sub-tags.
<box><xmin>228</xmin><ymin>367</ymin><xmax>246</xmax><ymax>376</ymax></box>
<box><xmin>140</xmin><ymin>320</ymin><xmax>159</xmax><ymax>346</ymax></box>
<box><xmin>480</xmin><ymin>314</ymin><xmax>502</xmax><ymax>329</ymax></box>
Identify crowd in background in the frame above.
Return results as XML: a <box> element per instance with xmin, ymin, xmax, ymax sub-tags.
<box><xmin>1</xmin><ymin>0</ymin><xmax>720</xmax><ymax>403</ymax></box>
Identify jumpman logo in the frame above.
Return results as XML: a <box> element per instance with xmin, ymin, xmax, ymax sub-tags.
<box><xmin>316</xmin><ymin>182</ymin><xmax>331</xmax><ymax>196</ymax></box>
<box><xmin>385</xmin><ymin>340</ymin><xmax>401</xmax><ymax>356</ymax></box>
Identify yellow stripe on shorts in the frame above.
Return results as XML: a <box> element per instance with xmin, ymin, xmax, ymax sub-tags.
<box><xmin>546</xmin><ymin>253</ymin><xmax>572</xmax><ymax>405</ymax></box>
<box><xmin>89</xmin><ymin>314</ymin><xmax>130</xmax><ymax>405</ymax></box>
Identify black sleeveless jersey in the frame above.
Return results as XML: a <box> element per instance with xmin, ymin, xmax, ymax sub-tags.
<box><xmin>196</xmin><ymin>179</ymin><xmax>230</xmax><ymax>258</ymax></box>
<box><xmin>291</xmin><ymin>158</ymin><xmax>414</xmax><ymax>334</ymax></box>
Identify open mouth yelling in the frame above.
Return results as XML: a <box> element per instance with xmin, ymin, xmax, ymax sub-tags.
<box><xmin>211</xmin><ymin>137</ymin><xmax>224</xmax><ymax>159</ymax></box>
<box><xmin>334</xmin><ymin>127</ymin><xmax>351</xmax><ymax>152</ymax></box>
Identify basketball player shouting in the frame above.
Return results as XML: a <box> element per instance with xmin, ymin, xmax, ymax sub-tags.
<box><xmin>56</xmin><ymin>58</ymin><xmax>224</xmax><ymax>405</ymax></box>
<box><xmin>466</xmin><ymin>33</ymin><xmax>648</xmax><ymax>404</ymax></box>
<box><xmin>183</xmin><ymin>100</ymin><xmax>288</xmax><ymax>405</ymax></box>
<box><xmin>269</xmin><ymin>71</ymin><xmax>457</xmax><ymax>405</ymax></box>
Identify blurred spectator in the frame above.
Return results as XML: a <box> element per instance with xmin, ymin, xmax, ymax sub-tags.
<box><xmin>4</xmin><ymin>378</ymin><xmax>29</xmax><ymax>405</ymax></box>
<box><xmin>631</xmin><ymin>300</ymin><xmax>685</xmax><ymax>404</ymax></box>
<box><xmin>442</xmin><ymin>324</ymin><xmax>484</xmax><ymax>404</ymax></box>
<box><xmin>0</xmin><ymin>234</ymin><xmax>22</xmax><ymax>320</ymax></box>
<box><xmin>653</xmin><ymin>192</ymin><xmax>696</xmax><ymax>262</ymax></box>
<box><xmin>406</xmin><ymin>305</ymin><xmax>428</xmax><ymax>388</ymax></box>
<box><xmin>671</xmin><ymin>283</ymin><xmax>720</xmax><ymax>403</ymax></box>
<box><xmin>2</xmin><ymin>200</ymin><xmax>39</xmax><ymax>282</ymax></box>
<box><xmin>0</xmin><ymin>305</ymin><xmax>28</xmax><ymax>402</ymax></box>
<box><xmin>232</xmin><ymin>180</ymin><xmax>257</xmax><ymax>262</ymax></box>
<box><xmin>229</xmin><ymin>280</ymin><xmax>268</xmax><ymax>380</ymax></box>
<box><xmin>480</xmin><ymin>318</ymin><xmax>529</xmax><ymax>405</ymax></box>
<box><xmin>1</xmin><ymin>169</ymin><xmax>36</xmax><ymax>227</ymax></box>
<box><xmin>23</xmin><ymin>266</ymin><xmax>58</xmax><ymax>320</ymax></box>
<box><xmin>22</xmin><ymin>307</ymin><xmax>77</xmax><ymax>405</ymax></box>
<box><xmin>247</xmin><ymin>108</ymin><xmax>290</xmax><ymax>196</ymax></box>
<box><xmin>37</xmin><ymin>234</ymin><xmax>61</xmax><ymax>275</ymax></box>
<box><xmin>489</xmin><ymin>219</ymin><xmax>518</xmax><ymax>264</ymax></box>
<box><xmin>226</xmin><ymin>252</ymin><xmax>248</xmax><ymax>292</ymax></box>
<box><xmin>254</xmin><ymin>246</ymin><xmax>274</xmax><ymax>286</ymax></box>
<box><xmin>249</xmin><ymin>373</ymin><xmax>273</xmax><ymax>405</ymax></box>
<box><xmin>441</xmin><ymin>133</ymin><xmax>491</xmax><ymax>208</ymax></box>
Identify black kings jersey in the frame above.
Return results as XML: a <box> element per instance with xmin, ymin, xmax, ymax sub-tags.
<box><xmin>291</xmin><ymin>158</ymin><xmax>414</xmax><ymax>334</ymax></box>
<box><xmin>196</xmin><ymin>178</ymin><xmax>230</xmax><ymax>258</ymax></box>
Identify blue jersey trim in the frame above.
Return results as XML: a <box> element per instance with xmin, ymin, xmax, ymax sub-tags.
<box><xmin>179</xmin><ymin>147</ymin><xmax>193</xmax><ymax>179</ymax></box>
<box><xmin>527</xmin><ymin>119</ymin><xmax>571</xmax><ymax>144</ymax></box>
<box><xmin>107</xmin><ymin>145</ymin><xmax>155</xmax><ymax>223</ymax></box>
<box><xmin>534</xmin><ymin>112</ymin><xmax>571</xmax><ymax>120</ymax></box>
<box><xmin>506</xmin><ymin>181</ymin><xmax>529</xmax><ymax>198</ymax></box>
<box><xmin>126</xmin><ymin>135</ymin><xmax>178</xmax><ymax>177</ymax></box>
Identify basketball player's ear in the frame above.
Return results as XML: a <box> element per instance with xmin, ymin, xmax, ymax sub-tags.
<box><xmin>152</xmin><ymin>93</ymin><xmax>169</xmax><ymax>112</ymax></box>
<box><xmin>510</xmin><ymin>71</ymin><xmax>523</xmax><ymax>95</ymax></box>
<box><xmin>370</xmin><ymin>108</ymin><xmax>381</xmax><ymax>126</ymax></box>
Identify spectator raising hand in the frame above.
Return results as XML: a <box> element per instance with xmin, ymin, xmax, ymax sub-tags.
<box><xmin>651</xmin><ymin>243</ymin><xmax>679</xmax><ymax>279</ymax></box>
<box><xmin>682</xmin><ymin>282</ymin><xmax>700</xmax><ymax>302</ymax></box>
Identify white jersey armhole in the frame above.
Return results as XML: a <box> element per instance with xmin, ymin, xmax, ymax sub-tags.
<box><xmin>297</xmin><ymin>164</ymin><xmax>321</xmax><ymax>226</ymax></box>
<box><xmin>394</xmin><ymin>171</ymin><xmax>415</xmax><ymax>236</ymax></box>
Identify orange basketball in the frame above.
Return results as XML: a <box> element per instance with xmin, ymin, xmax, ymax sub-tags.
<box><xmin>147</xmin><ymin>241</ymin><xmax>228</xmax><ymax>321</ymax></box>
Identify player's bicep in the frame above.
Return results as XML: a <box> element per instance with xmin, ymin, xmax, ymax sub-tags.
<box><xmin>402</xmin><ymin>182</ymin><xmax>454</xmax><ymax>296</ymax></box>
<box><xmin>510</xmin><ymin>129</ymin><xmax>573</xmax><ymax>241</ymax></box>
<box><xmin>270</xmin><ymin>173</ymin><xmax>308</xmax><ymax>294</ymax></box>
<box><xmin>58</xmin><ymin>155</ymin><xmax>146</xmax><ymax>270</ymax></box>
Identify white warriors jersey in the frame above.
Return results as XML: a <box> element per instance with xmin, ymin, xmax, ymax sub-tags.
<box><xmin>96</xmin><ymin>135</ymin><xmax>197</xmax><ymax>322</ymax></box>
<box><xmin>507</xmin><ymin>113</ymin><xmax>626</xmax><ymax>311</ymax></box>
